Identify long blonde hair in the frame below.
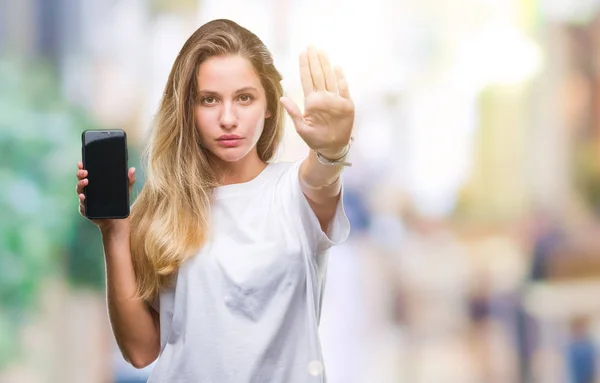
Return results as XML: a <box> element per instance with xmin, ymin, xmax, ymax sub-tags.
<box><xmin>130</xmin><ymin>19</ymin><xmax>285</xmax><ymax>302</ymax></box>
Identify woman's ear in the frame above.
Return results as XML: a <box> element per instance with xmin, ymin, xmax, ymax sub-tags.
<box><xmin>265</xmin><ymin>109</ymin><xmax>272</xmax><ymax>118</ymax></box>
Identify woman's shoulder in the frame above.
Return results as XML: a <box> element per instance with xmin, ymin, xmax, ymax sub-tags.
<box><xmin>263</xmin><ymin>160</ymin><xmax>304</xmax><ymax>189</ymax></box>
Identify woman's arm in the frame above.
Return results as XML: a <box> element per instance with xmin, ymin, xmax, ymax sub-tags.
<box><xmin>76</xmin><ymin>163</ymin><xmax>160</xmax><ymax>369</ymax></box>
<box><xmin>102</xmin><ymin>220</ymin><xmax>161</xmax><ymax>369</ymax></box>
<box><xmin>281</xmin><ymin>46</ymin><xmax>354</xmax><ymax>232</ymax></box>
<box><xmin>298</xmin><ymin>151</ymin><xmax>345</xmax><ymax>232</ymax></box>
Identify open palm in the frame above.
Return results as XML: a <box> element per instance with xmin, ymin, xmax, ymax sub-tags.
<box><xmin>281</xmin><ymin>46</ymin><xmax>354</xmax><ymax>157</ymax></box>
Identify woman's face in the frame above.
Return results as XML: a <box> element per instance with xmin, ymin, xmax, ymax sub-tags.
<box><xmin>194</xmin><ymin>54</ymin><xmax>271</xmax><ymax>164</ymax></box>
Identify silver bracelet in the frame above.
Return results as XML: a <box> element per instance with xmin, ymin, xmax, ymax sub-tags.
<box><xmin>314</xmin><ymin>137</ymin><xmax>354</xmax><ymax>167</ymax></box>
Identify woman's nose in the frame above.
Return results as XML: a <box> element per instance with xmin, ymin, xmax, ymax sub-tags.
<box><xmin>219</xmin><ymin>103</ymin><xmax>238</xmax><ymax>130</ymax></box>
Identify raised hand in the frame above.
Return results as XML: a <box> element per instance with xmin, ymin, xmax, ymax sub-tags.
<box><xmin>280</xmin><ymin>46</ymin><xmax>354</xmax><ymax>159</ymax></box>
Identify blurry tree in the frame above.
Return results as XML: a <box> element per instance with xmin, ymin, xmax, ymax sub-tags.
<box><xmin>0</xmin><ymin>57</ymin><xmax>76</xmax><ymax>369</ymax></box>
<box><xmin>0</xmin><ymin>57</ymin><xmax>143</xmax><ymax>370</ymax></box>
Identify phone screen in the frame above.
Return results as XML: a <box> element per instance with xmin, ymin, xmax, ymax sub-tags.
<box><xmin>82</xmin><ymin>130</ymin><xmax>129</xmax><ymax>219</ymax></box>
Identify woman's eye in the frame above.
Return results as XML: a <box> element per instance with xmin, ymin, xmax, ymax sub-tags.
<box><xmin>202</xmin><ymin>96</ymin><xmax>217</xmax><ymax>105</ymax></box>
<box><xmin>238</xmin><ymin>94</ymin><xmax>253</xmax><ymax>103</ymax></box>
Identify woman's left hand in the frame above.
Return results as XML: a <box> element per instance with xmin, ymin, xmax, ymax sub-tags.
<box><xmin>280</xmin><ymin>46</ymin><xmax>355</xmax><ymax>159</ymax></box>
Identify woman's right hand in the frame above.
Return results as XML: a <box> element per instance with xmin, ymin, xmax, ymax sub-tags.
<box><xmin>76</xmin><ymin>161</ymin><xmax>136</xmax><ymax>233</ymax></box>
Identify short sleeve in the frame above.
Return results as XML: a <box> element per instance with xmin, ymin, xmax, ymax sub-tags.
<box><xmin>277</xmin><ymin>160</ymin><xmax>351</xmax><ymax>255</ymax></box>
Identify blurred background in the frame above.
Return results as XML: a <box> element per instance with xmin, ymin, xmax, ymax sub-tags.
<box><xmin>2</xmin><ymin>0</ymin><xmax>600</xmax><ymax>382</ymax></box>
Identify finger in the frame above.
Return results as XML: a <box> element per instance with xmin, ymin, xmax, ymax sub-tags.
<box><xmin>299</xmin><ymin>51</ymin><xmax>313</xmax><ymax>96</ymax></box>
<box><xmin>77</xmin><ymin>162</ymin><xmax>83</xmax><ymax>170</ymax></box>
<box><xmin>76</xmin><ymin>178</ymin><xmax>88</xmax><ymax>194</ymax></box>
<box><xmin>335</xmin><ymin>66</ymin><xmax>351</xmax><ymax>100</ymax></box>
<box><xmin>307</xmin><ymin>46</ymin><xmax>325</xmax><ymax>91</ymax></box>
<box><xmin>318</xmin><ymin>50</ymin><xmax>337</xmax><ymax>93</ymax></box>
<box><xmin>280</xmin><ymin>96</ymin><xmax>305</xmax><ymax>132</ymax></box>
<box><xmin>76</xmin><ymin>169</ymin><xmax>88</xmax><ymax>180</ymax></box>
<box><xmin>128</xmin><ymin>167</ymin><xmax>136</xmax><ymax>182</ymax></box>
<box><xmin>128</xmin><ymin>167</ymin><xmax>136</xmax><ymax>192</ymax></box>
<box><xmin>79</xmin><ymin>193</ymin><xmax>85</xmax><ymax>202</ymax></box>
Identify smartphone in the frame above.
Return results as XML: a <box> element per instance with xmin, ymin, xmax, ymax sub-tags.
<box><xmin>81</xmin><ymin>129</ymin><xmax>130</xmax><ymax>219</ymax></box>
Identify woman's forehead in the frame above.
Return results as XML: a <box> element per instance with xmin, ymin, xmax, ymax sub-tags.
<box><xmin>197</xmin><ymin>55</ymin><xmax>262</xmax><ymax>92</ymax></box>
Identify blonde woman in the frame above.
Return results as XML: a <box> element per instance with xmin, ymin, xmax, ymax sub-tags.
<box><xmin>75</xmin><ymin>19</ymin><xmax>353</xmax><ymax>382</ymax></box>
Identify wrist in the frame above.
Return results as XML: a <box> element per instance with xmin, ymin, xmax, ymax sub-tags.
<box><xmin>317</xmin><ymin>145</ymin><xmax>349</xmax><ymax>160</ymax></box>
<box><xmin>99</xmin><ymin>218</ymin><xmax>130</xmax><ymax>239</ymax></box>
<box><xmin>313</xmin><ymin>137</ymin><xmax>354</xmax><ymax>167</ymax></box>
<box><xmin>300</xmin><ymin>174</ymin><xmax>341</xmax><ymax>190</ymax></box>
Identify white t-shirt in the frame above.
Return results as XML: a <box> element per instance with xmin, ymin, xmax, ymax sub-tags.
<box><xmin>147</xmin><ymin>160</ymin><xmax>350</xmax><ymax>383</ymax></box>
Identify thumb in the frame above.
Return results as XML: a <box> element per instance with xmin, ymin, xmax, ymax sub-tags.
<box><xmin>280</xmin><ymin>96</ymin><xmax>304</xmax><ymax>130</ymax></box>
<box><xmin>128</xmin><ymin>167</ymin><xmax>136</xmax><ymax>193</ymax></box>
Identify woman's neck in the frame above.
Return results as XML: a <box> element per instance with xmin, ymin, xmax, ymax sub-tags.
<box><xmin>213</xmin><ymin>151</ymin><xmax>267</xmax><ymax>186</ymax></box>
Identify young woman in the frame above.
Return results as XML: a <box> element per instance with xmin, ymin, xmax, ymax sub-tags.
<box><xmin>75</xmin><ymin>19</ymin><xmax>354</xmax><ymax>382</ymax></box>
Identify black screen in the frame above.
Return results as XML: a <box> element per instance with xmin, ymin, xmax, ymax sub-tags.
<box><xmin>82</xmin><ymin>130</ymin><xmax>129</xmax><ymax>219</ymax></box>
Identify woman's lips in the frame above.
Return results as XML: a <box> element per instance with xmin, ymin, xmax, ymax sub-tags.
<box><xmin>217</xmin><ymin>134</ymin><xmax>243</xmax><ymax>147</ymax></box>
<box><xmin>217</xmin><ymin>137</ymin><xmax>243</xmax><ymax>147</ymax></box>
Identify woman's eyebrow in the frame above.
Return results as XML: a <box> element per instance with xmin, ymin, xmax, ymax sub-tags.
<box><xmin>197</xmin><ymin>86</ymin><xmax>259</xmax><ymax>95</ymax></box>
<box><xmin>235</xmin><ymin>86</ymin><xmax>259</xmax><ymax>93</ymax></box>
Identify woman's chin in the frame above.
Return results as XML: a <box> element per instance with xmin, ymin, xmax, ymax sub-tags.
<box><xmin>213</xmin><ymin>148</ymin><xmax>249</xmax><ymax>163</ymax></box>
